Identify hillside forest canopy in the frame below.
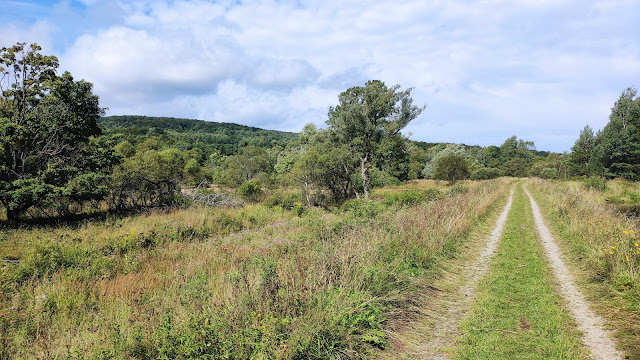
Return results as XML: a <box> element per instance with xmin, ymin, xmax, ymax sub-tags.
<box><xmin>1</xmin><ymin>42</ymin><xmax>639</xmax><ymax>224</ymax></box>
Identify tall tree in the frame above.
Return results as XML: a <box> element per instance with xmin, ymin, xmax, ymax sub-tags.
<box><xmin>0</xmin><ymin>43</ymin><xmax>117</xmax><ymax>224</ymax></box>
<box><xmin>593</xmin><ymin>88</ymin><xmax>640</xmax><ymax>180</ymax></box>
<box><xmin>327</xmin><ymin>80</ymin><xmax>424</xmax><ymax>199</ymax></box>
<box><xmin>568</xmin><ymin>125</ymin><xmax>595</xmax><ymax>176</ymax></box>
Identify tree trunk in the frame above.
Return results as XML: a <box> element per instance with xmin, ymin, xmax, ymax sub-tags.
<box><xmin>361</xmin><ymin>157</ymin><xmax>370</xmax><ymax>200</ymax></box>
<box><xmin>5</xmin><ymin>208</ymin><xmax>18</xmax><ymax>227</ymax></box>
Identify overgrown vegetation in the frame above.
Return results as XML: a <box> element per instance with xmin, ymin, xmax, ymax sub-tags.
<box><xmin>0</xmin><ymin>179</ymin><xmax>510</xmax><ymax>358</ymax></box>
<box><xmin>527</xmin><ymin>178</ymin><xmax>640</xmax><ymax>357</ymax></box>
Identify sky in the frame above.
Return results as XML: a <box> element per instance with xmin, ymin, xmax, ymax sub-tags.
<box><xmin>1</xmin><ymin>0</ymin><xmax>639</xmax><ymax>152</ymax></box>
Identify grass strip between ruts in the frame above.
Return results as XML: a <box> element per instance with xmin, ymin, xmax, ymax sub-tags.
<box><xmin>454</xmin><ymin>184</ymin><xmax>588</xmax><ymax>360</ymax></box>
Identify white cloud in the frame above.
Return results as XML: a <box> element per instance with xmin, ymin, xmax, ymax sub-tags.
<box><xmin>2</xmin><ymin>0</ymin><xmax>639</xmax><ymax>151</ymax></box>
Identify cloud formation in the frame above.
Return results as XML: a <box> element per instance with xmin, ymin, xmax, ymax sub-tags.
<box><xmin>2</xmin><ymin>0</ymin><xmax>639</xmax><ymax>151</ymax></box>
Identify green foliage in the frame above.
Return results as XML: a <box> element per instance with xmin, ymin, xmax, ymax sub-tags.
<box><xmin>569</xmin><ymin>125</ymin><xmax>596</xmax><ymax>176</ymax></box>
<box><xmin>596</xmin><ymin>88</ymin><xmax>640</xmax><ymax>180</ymax></box>
<box><xmin>99</xmin><ymin>115</ymin><xmax>296</xmax><ymax>157</ymax></box>
<box><xmin>569</xmin><ymin>88</ymin><xmax>640</xmax><ymax>180</ymax></box>
<box><xmin>237</xmin><ymin>179</ymin><xmax>263</xmax><ymax>202</ymax></box>
<box><xmin>422</xmin><ymin>143</ymin><xmax>468</xmax><ymax>179</ymax></box>
<box><xmin>263</xmin><ymin>191</ymin><xmax>304</xmax><ymax>209</ymax></box>
<box><xmin>540</xmin><ymin>167</ymin><xmax>558</xmax><ymax>179</ymax></box>
<box><xmin>216</xmin><ymin>146</ymin><xmax>274</xmax><ymax>187</ymax></box>
<box><xmin>327</xmin><ymin>80</ymin><xmax>424</xmax><ymax>199</ymax></box>
<box><xmin>470</xmin><ymin>167</ymin><xmax>502</xmax><ymax>180</ymax></box>
<box><xmin>501</xmin><ymin>158</ymin><xmax>528</xmax><ymax>177</ymax></box>
<box><xmin>382</xmin><ymin>190</ymin><xmax>429</xmax><ymax>206</ymax></box>
<box><xmin>114</xmin><ymin>140</ymin><xmax>135</xmax><ymax>157</ymax></box>
<box><xmin>0</xmin><ymin>43</ymin><xmax>119</xmax><ymax>224</ymax></box>
<box><xmin>341</xmin><ymin>199</ymin><xmax>384</xmax><ymax>218</ymax></box>
<box><xmin>448</xmin><ymin>183</ymin><xmax>468</xmax><ymax>195</ymax></box>
<box><xmin>109</xmin><ymin>149</ymin><xmax>185</xmax><ymax>210</ymax></box>
<box><xmin>583</xmin><ymin>176</ymin><xmax>607</xmax><ymax>192</ymax></box>
<box><xmin>433</xmin><ymin>153</ymin><xmax>470</xmax><ymax>183</ymax></box>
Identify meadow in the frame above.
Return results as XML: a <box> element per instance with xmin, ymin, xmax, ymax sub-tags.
<box><xmin>0</xmin><ymin>179</ymin><xmax>510</xmax><ymax>359</ymax></box>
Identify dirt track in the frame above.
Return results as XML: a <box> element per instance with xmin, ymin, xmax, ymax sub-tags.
<box><xmin>525</xmin><ymin>188</ymin><xmax>622</xmax><ymax>360</ymax></box>
<box><xmin>422</xmin><ymin>189</ymin><xmax>514</xmax><ymax>359</ymax></box>
<box><xmin>417</xmin><ymin>187</ymin><xmax>622</xmax><ymax>359</ymax></box>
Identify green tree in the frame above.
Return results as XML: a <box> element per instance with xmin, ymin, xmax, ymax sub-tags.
<box><xmin>109</xmin><ymin>149</ymin><xmax>184</xmax><ymax>210</ymax></box>
<box><xmin>0</xmin><ymin>43</ymin><xmax>117</xmax><ymax>224</ymax></box>
<box><xmin>216</xmin><ymin>146</ymin><xmax>274</xmax><ymax>186</ymax></box>
<box><xmin>407</xmin><ymin>144</ymin><xmax>427</xmax><ymax>180</ymax></box>
<box><xmin>422</xmin><ymin>144</ymin><xmax>467</xmax><ymax>179</ymax></box>
<box><xmin>568</xmin><ymin>125</ymin><xmax>595</xmax><ymax>176</ymax></box>
<box><xmin>592</xmin><ymin>88</ymin><xmax>640</xmax><ymax>180</ymax></box>
<box><xmin>327</xmin><ymin>80</ymin><xmax>424</xmax><ymax>199</ymax></box>
<box><xmin>433</xmin><ymin>153</ymin><xmax>470</xmax><ymax>184</ymax></box>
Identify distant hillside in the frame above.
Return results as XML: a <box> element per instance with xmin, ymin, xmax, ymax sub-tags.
<box><xmin>99</xmin><ymin>115</ymin><xmax>298</xmax><ymax>156</ymax></box>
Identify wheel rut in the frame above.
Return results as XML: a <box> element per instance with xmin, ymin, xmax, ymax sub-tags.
<box><xmin>420</xmin><ymin>189</ymin><xmax>514</xmax><ymax>359</ymax></box>
<box><xmin>524</xmin><ymin>188</ymin><xmax>622</xmax><ymax>360</ymax></box>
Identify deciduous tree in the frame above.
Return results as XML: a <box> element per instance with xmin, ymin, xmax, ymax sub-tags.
<box><xmin>0</xmin><ymin>43</ymin><xmax>118</xmax><ymax>224</ymax></box>
<box><xmin>327</xmin><ymin>80</ymin><xmax>424</xmax><ymax>199</ymax></box>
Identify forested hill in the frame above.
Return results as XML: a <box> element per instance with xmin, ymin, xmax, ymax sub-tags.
<box><xmin>99</xmin><ymin>115</ymin><xmax>298</xmax><ymax>156</ymax></box>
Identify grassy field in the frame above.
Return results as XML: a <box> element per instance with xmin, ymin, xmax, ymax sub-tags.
<box><xmin>0</xmin><ymin>179</ymin><xmax>510</xmax><ymax>359</ymax></box>
<box><xmin>527</xmin><ymin>178</ymin><xmax>640</xmax><ymax>358</ymax></box>
<box><xmin>455</xmin><ymin>184</ymin><xmax>586</xmax><ymax>359</ymax></box>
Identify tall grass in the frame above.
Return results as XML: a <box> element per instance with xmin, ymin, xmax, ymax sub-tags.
<box><xmin>527</xmin><ymin>178</ymin><xmax>640</xmax><ymax>357</ymax></box>
<box><xmin>527</xmin><ymin>178</ymin><xmax>640</xmax><ymax>289</ymax></box>
<box><xmin>0</xmin><ymin>179</ymin><xmax>510</xmax><ymax>359</ymax></box>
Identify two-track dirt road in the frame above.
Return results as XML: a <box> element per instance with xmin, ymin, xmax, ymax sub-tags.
<box><xmin>404</xmin><ymin>184</ymin><xmax>622</xmax><ymax>359</ymax></box>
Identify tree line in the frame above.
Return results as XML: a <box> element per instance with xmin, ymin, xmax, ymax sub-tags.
<box><xmin>569</xmin><ymin>88</ymin><xmax>640</xmax><ymax>180</ymax></box>
<box><xmin>1</xmin><ymin>43</ymin><xmax>639</xmax><ymax>224</ymax></box>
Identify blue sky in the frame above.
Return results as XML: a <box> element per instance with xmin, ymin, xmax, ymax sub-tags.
<box><xmin>2</xmin><ymin>0</ymin><xmax>639</xmax><ymax>152</ymax></box>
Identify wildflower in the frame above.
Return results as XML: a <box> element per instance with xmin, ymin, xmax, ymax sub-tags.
<box><xmin>635</xmin><ymin>243</ymin><xmax>639</xmax><ymax>247</ymax></box>
<box><xmin>609</xmin><ymin>251</ymin><xmax>614</xmax><ymax>254</ymax></box>
<box><xmin>611</xmin><ymin>246</ymin><xmax>616</xmax><ymax>249</ymax></box>
<box><xmin>624</xmin><ymin>230</ymin><xmax>629</xmax><ymax>235</ymax></box>
<box><xmin>627</xmin><ymin>255</ymin><xmax>631</xmax><ymax>262</ymax></box>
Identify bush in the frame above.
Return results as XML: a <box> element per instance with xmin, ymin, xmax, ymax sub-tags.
<box><xmin>263</xmin><ymin>191</ymin><xmax>303</xmax><ymax>209</ymax></box>
<box><xmin>583</xmin><ymin>176</ymin><xmax>607</xmax><ymax>192</ymax></box>
<box><xmin>471</xmin><ymin>167</ymin><xmax>502</xmax><ymax>180</ymax></box>
<box><xmin>433</xmin><ymin>154</ymin><xmax>470</xmax><ymax>183</ymax></box>
<box><xmin>341</xmin><ymin>199</ymin><xmax>383</xmax><ymax>218</ymax></box>
<box><xmin>382</xmin><ymin>190</ymin><xmax>427</xmax><ymax>207</ymax></box>
<box><xmin>369</xmin><ymin>168</ymin><xmax>402</xmax><ymax>188</ymax></box>
<box><xmin>449</xmin><ymin>183</ymin><xmax>468</xmax><ymax>195</ymax></box>
<box><xmin>237</xmin><ymin>179</ymin><xmax>263</xmax><ymax>202</ymax></box>
<box><xmin>540</xmin><ymin>167</ymin><xmax>558</xmax><ymax>179</ymax></box>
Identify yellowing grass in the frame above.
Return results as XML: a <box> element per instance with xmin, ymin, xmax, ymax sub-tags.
<box><xmin>0</xmin><ymin>179</ymin><xmax>511</xmax><ymax>359</ymax></box>
<box><xmin>527</xmin><ymin>178</ymin><xmax>640</xmax><ymax>357</ymax></box>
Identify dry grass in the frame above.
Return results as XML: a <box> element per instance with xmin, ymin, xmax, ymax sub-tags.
<box><xmin>527</xmin><ymin>178</ymin><xmax>640</xmax><ymax>358</ymax></box>
<box><xmin>0</xmin><ymin>179</ymin><xmax>511</xmax><ymax>359</ymax></box>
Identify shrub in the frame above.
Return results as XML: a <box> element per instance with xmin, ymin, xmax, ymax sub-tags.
<box><xmin>583</xmin><ymin>176</ymin><xmax>607</xmax><ymax>192</ymax></box>
<box><xmin>470</xmin><ymin>167</ymin><xmax>502</xmax><ymax>180</ymax></box>
<box><xmin>540</xmin><ymin>167</ymin><xmax>558</xmax><ymax>179</ymax></box>
<box><xmin>237</xmin><ymin>179</ymin><xmax>263</xmax><ymax>202</ymax></box>
<box><xmin>382</xmin><ymin>190</ymin><xmax>427</xmax><ymax>207</ymax></box>
<box><xmin>433</xmin><ymin>154</ymin><xmax>470</xmax><ymax>183</ymax></box>
<box><xmin>449</xmin><ymin>183</ymin><xmax>468</xmax><ymax>195</ymax></box>
<box><xmin>263</xmin><ymin>191</ymin><xmax>303</xmax><ymax>209</ymax></box>
<box><xmin>341</xmin><ymin>199</ymin><xmax>383</xmax><ymax>218</ymax></box>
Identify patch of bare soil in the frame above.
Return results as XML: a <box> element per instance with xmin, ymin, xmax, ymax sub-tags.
<box><xmin>525</xmin><ymin>188</ymin><xmax>623</xmax><ymax>360</ymax></box>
